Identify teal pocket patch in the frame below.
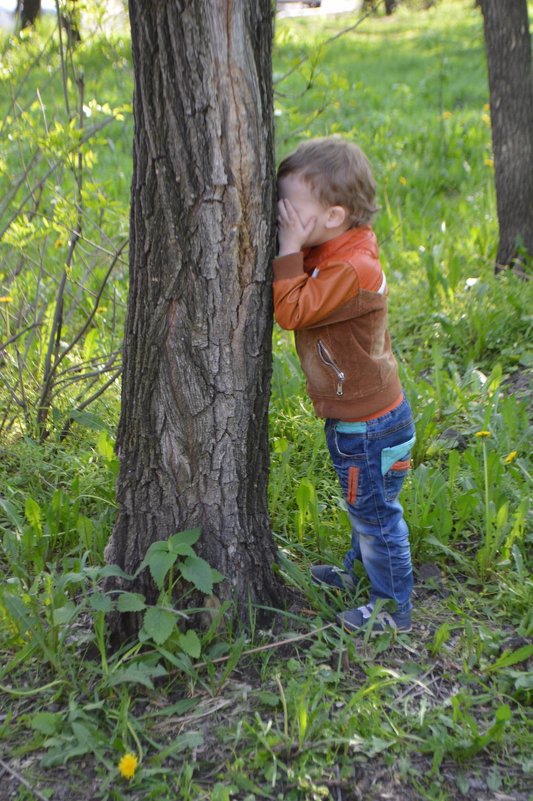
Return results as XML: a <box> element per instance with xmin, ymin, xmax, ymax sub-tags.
<box><xmin>381</xmin><ymin>435</ymin><xmax>416</xmax><ymax>476</ymax></box>
<box><xmin>336</xmin><ymin>421</ymin><xmax>367</xmax><ymax>434</ymax></box>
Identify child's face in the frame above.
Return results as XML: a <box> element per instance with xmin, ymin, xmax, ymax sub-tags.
<box><xmin>278</xmin><ymin>172</ymin><xmax>337</xmax><ymax>248</ymax></box>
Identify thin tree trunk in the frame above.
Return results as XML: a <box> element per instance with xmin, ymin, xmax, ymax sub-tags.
<box><xmin>480</xmin><ymin>0</ymin><xmax>533</xmax><ymax>269</ymax></box>
<box><xmin>17</xmin><ymin>0</ymin><xmax>41</xmax><ymax>28</ymax></box>
<box><xmin>105</xmin><ymin>0</ymin><xmax>284</xmax><ymax>639</ymax></box>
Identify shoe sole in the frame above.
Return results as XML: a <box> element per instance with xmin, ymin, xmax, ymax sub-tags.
<box><xmin>338</xmin><ymin>618</ymin><xmax>412</xmax><ymax>635</ymax></box>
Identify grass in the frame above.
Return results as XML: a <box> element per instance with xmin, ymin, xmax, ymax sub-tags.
<box><xmin>1</xmin><ymin>1</ymin><xmax>533</xmax><ymax>799</ymax></box>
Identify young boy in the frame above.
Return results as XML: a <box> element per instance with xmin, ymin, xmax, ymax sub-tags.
<box><xmin>273</xmin><ymin>136</ymin><xmax>416</xmax><ymax>634</ymax></box>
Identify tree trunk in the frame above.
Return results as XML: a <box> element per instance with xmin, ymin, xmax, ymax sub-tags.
<box><xmin>16</xmin><ymin>0</ymin><xmax>41</xmax><ymax>28</ymax></box>
<box><xmin>480</xmin><ymin>0</ymin><xmax>533</xmax><ymax>269</ymax></box>
<box><xmin>104</xmin><ymin>0</ymin><xmax>285</xmax><ymax>639</ymax></box>
<box><xmin>106</xmin><ymin>0</ymin><xmax>286</xmax><ymax>633</ymax></box>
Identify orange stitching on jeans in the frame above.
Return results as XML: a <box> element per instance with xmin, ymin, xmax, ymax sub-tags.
<box><xmin>391</xmin><ymin>459</ymin><xmax>411</xmax><ymax>471</ymax></box>
<box><xmin>347</xmin><ymin>466</ymin><xmax>359</xmax><ymax>505</ymax></box>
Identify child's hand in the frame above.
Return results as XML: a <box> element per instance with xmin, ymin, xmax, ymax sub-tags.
<box><xmin>277</xmin><ymin>198</ymin><xmax>317</xmax><ymax>256</ymax></box>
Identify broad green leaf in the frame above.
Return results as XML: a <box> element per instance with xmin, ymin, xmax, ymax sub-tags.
<box><xmin>52</xmin><ymin>602</ymin><xmax>77</xmax><ymax>626</ymax></box>
<box><xmin>88</xmin><ymin>592</ymin><xmax>113</xmax><ymax>613</ymax></box>
<box><xmin>107</xmin><ymin>662</ymin><xmax>167</xmax><ymax>690</ymax></box>
<box><xmin>24</xmin><ymin>496</ymin><xmax>42</xmax><ymax>534</ymax></box>
<box><xmin>147</xmin><ymin>551</ymin><xmax>178</xmax><ymax>590</ymax></box>
<box><xmin>180</xmin><ymin>554</ymin><xmax>213</xmax><ymax>594</ymax></box>
<box><xmin>96</xmin><ymin>431</ymin><xmax>114</xmax><ymax>460</ymax></box>
<box><xmin>117</xmin><ymin>592</ymin><xmax>146</xmax><ymax>613</ymax></box>
<box><xmin>31</xmin><ymin>711</ymin><xmax>62</xmax><ymax>736</ymax></box>
<box><xmin>142</xmin><ymin>606</ymin><xmax>176</xmax><ymax>645</ymax></box>
<box><xmin>179</xmin><ymin>629</ymin><xmax>201</xmax><ymax>659</ymax></box>
<box><xmin>168</xmin><ymin>528</ymin><xmax>201</xmax><ymax>553</ymax></box>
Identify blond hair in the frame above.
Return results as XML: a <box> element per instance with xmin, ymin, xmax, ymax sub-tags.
<box><xmin>277</xmin><ymin>136</ymin><xmax>378</xmax><ymax>227</ymax></box>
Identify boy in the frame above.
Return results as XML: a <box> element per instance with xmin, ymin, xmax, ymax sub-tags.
<box><xmin>273</xmin><ymin>137</ymin><xmax>416</xmax><ymax>634</ymax></box>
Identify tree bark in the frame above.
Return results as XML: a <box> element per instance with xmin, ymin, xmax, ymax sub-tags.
<box><xmin>480</xmin><ymin>0</ymin><xmax>533</xmax><ymax>269</ymax></box>
<box><xmin>104</xmin><ymin>0</ymin><xmax>285</xmax><ymax>639</ymax></box>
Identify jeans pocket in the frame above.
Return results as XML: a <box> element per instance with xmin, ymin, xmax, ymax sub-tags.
<box><xmin>381</xmin><ymin>435</ymin><xmax>415</xmax><ymax>502</ymax></box>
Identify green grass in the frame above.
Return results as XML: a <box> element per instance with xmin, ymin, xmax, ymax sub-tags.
<box><xmin>1</xmin><ymin>2</ymin><xmax>533</xmax><ymax>799</ymax></box>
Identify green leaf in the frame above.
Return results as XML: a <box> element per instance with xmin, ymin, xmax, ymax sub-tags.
<box><xmin>180</xmin><ymin>554</ymin><xmax>214</xmax><ymax>594</ymax></box>
<box><xmin>0</xmin><ymin>497</ymin><xmax>23</xmax><ymax>531</ymax></box>
<box><xmin>69</xmin><ymin>409</ymin><xmax>107</xmax><ymax>431</ymax></box>
<box><xmin>107</xmin><ymin>662</ymin><xmax>167</xmax><ymax>690</ymax></box>
<box><xmin>156</xmin><ymin>731</ymin><xmax>204</xmax><ymax>761</ymax></box>
<box><xmin>486</xmin><ymin>645</ymin><xmax>533</xmax><ymax>672</ymax></box>
<box><xmin>117</xmin><ymin>592</ymin><xmax>146</xmax><ymax>613</ymax></box>
<box><xmin>142</xmin><ymin>607</ymin><xmax>176</xmax><ymax>645</ymax></box>
<box><xmin>88</xmin><ymin>592</ymin><xmax>113</xmax><ymax>613</ymax></box>
<box><xmin>52</xmin><ymin>602</ymin><xmax>77</xmax><ymax>626</ymax></box>
<box><xmin>147</xmin><ymin>551</ymin><xmax>178</xmax><ymax>590</ymax></box>
<box><xmin>168</xmin><ymin>528</ymin><xmax>201</xmax><ymax>553</ymax></box>
<box><xmin>31</xmin><ymin>712</ymin><xmax>62</xmax><ymax>736</ymax></box>
<box><xmin>179</xmin><ymin>629</ymin><xmax>201</xmax><ymax>659</ymax></box>
<box><xmin>24</xmin><ymin>496</ymin><xmax>42</xmax><ymax>534</ymax></box>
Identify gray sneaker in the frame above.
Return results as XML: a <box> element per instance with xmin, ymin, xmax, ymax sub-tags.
<box><xmin>310</xmin><ymin>564</ymin><xmax>356</xmax><ymax>591</ymax></box>
<box><xmin>337</xmin><ymin>603</ymin><xmax>412</xmax><ymax>634</ymax></box>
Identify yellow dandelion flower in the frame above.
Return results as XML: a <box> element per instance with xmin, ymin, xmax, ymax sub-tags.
<box><xmin>504</xmin><ymin>451</ymin><xmax>518</xmax><ymax>464</ymax></box>
<box><xmin>483</xmin><ymin>103</ymin><xmax>490</xmax><ymax>112</ymax></box>
<box><xmin>442</xmin><ymin>110</ymin><xmax>452</xmax><ymax>120</ymax></box>
<box><xmin>0</xmin><ymin>296</ymin><xmax>13</xmax><ymax>303</ymax></box>
<box><xmin>482</xmin><ymin>112</ymin><xmax>491</xmax><ymax>125</ymax></box>
<box><xmin>118</xmin><ymin>752</ymin><xmax>138</xmax><ymax>780</ymax></box>
<box><xmin>484</xmin><ymin>157</ymin><xmax>494</xmax><ymax>168</ymax></box>
<box><xmin>399</xmin><ymin>176</ymin><xmax>408</xmax><ymax>186</ymax></box>
<box><xmin>475</xmin><ymin>430</ymin><xmax>491</xmax><ymax>438</ymax></box>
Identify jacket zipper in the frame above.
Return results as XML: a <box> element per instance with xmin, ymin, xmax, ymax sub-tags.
<box><xmin>317</xmin><ymin>340</ymin><xmax>345</xmax><ymax>396</ymax></box>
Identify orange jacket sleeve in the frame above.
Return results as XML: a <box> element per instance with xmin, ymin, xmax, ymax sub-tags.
<box><xmin>272</xmin><ymin>252</ymin><xmax>359</xmax><ymax>330</ymax></box>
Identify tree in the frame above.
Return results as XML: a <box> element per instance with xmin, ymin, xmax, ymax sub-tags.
<box><xmin>480</xmin><ymin>0</ymin><xmax>533</xmax><ymax>269</ymax></box>
<box><xmin>16</xmin><ymin>0</ymin><xmax>41</xmax><ymax>28</ymax></box>
<box><xmin>104</xmin><ymin>0</ymin><xmax>285</xmax><ymax>639</ymax></box>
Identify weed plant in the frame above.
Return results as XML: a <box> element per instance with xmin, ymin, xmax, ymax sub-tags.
<box><xmin>1</xmin><ymin>2</ymin><xmax>532</xmax><ymax>800</ymax></box>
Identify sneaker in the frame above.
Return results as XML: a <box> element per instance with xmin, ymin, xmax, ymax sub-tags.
<box><xmin>337</xmin><ymin>602</ymin><xmax>412</xmax><ymax>634</ymax></box>
<box><xmin>310</xmin><ymin>564</ymin><xmax>356</xmax><ymax>591</ymax></box>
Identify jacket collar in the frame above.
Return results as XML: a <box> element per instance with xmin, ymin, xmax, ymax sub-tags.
<box><xmin>303</xmin><ymin>226</ymin><xmax>377</xmax><ymax>269</ymax></box>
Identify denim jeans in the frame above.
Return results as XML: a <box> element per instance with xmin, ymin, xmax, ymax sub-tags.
<box><xmin>324</xmin><ymin>395</ymin><xmax>415</xmax><ymax>614</ymax></box>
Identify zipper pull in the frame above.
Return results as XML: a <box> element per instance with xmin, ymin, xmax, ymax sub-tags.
<box><xmin>337</xmin><ymin>382</ymin><xmax>344</xmax><ymax>396</ymax></box>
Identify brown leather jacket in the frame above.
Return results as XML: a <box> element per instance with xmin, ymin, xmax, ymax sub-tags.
<box><xmin>273</xmin><ymin>227</ymin><xmax>402</xmax><ymax>420</ymax></box>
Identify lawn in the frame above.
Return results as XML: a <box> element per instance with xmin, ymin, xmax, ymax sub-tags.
<box><xmin>0</xmin><ymin>2</ymin><xmax>532</xmax><ymax>800</ymax></box>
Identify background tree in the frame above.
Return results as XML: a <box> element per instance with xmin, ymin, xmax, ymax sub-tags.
<box><xmin>480</xmin><ymin>0</ymin><xmax>533</xmax><ymax>269</ymax></box>
<box><xmin>104</xmin><ymin>0</ymin><xmax>285</xmax><ymax>638</ymax></box>
<box><xmin>16</xmin><ymin>0</ymin><xmax>41</xmax><ymax>28</ymax></box>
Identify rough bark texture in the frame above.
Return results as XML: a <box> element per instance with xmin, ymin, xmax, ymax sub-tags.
<box><xmin>480</xmin><ymin>0</ymin><xmax>533</xmax><ymax>268</ymax></box>
<box><xmin>105</xmin><ymin>0</ymin><xmax>284</xmax><ymax>637</ymax></box>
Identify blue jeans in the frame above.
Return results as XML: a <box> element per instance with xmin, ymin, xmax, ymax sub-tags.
<box><xmin>325</xmin><ymin>395</ymin><xmax>415</xmax><ymax>614</ymax></box>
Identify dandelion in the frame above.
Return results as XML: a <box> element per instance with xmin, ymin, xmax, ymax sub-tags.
<box><xmin>504</xmin><ymin>451</ymin><xmax>518</xmax><ymax>465</ymax></box>
<box><xmin>484</xmin><ymin>157</ymin><xmax>494</xmax><ymax>168</ymax></box>
<box><xmin>475</xmin><ymin>430</ymin><xmax>491</xmax><ymax>438</ymax></box>
<box><xmin>118</xmin><ymin>752</ymin><xmax>139</xmax><ymax>780</ymax></box>
<box><xmin>0</xmin><ymin>296</ymin><xmax>13</xmax><ymax>303</ymax></box>
<box><xmin>399</xmin><ymin>176</ymin><xmax>408</xmax><ymax>186</ymax></box>
<box><xmin>442</xmin><ymin>110</ymin><xmax>452</xmax><ymax>120</ymax></box>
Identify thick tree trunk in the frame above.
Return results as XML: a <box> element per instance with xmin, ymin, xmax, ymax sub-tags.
<box><xmin>105</xmin><ymin>0</ymin><xmax>285</xmax><ymax>638</ymax></box>
<box><xmin>480</xmin><ymin>0</ymin><xmax>533</xmax><ymax>269</ymax></box>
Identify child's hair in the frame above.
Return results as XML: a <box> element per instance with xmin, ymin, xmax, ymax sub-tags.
<box><xmin>277</xmin><ymin>136</ymin><xmax>378</xmax><ymax>227</ymax></box>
